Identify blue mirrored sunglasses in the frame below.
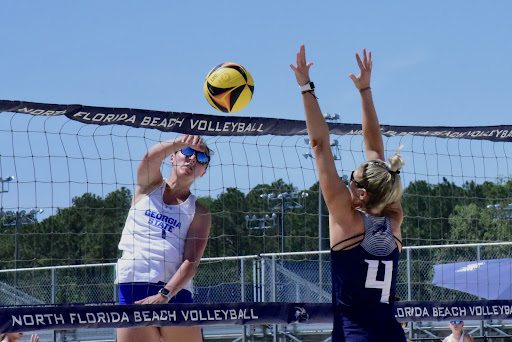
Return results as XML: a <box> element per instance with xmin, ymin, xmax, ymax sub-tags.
<box><xmin>450</xmin><ymin>321</ymin><xmax>462</xmax><ymax>325</ymax></box>
<box><xmin>180</xmin><ymin>147</ymin><xmax>210</xmax><ymax>165</ymax></box>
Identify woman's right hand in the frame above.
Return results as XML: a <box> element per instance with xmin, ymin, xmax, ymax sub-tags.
<box><xmin>134</xmin><ymin>293</ymin><xmax>170</xmax><ymax>305</ymax></box>
<box><xmin>176</xmin><ymin>135</ymin><xmax>206</xmax><ymax>153</ymax></box>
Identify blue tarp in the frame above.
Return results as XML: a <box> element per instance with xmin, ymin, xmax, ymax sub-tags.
<box><xmin>432</xmin><ymin>258</ymin><xmax>512</xmax><ymax>300</ymax></box>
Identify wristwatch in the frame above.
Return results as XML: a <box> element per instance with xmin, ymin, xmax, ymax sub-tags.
<box><xmin>300</xmin><ymin>81</ymin><xmax>315</xmax><ymax>93</ymax></box>
<box><xmin>158</xmin><ymin>287</ymin><xmax>172</xmax><ymax>301</ymax></box>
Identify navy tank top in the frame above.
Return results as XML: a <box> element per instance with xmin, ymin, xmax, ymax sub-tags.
<box><xmin>330</xmin><ymin>211</ymin><xmax>406</xmax><ymax>342</ymax></box>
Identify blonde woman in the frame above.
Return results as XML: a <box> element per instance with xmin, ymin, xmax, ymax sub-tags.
<box><xmin>291</xmin><ymin>45</ymin><xmax>406</xmax><ymax>341</ymax></box>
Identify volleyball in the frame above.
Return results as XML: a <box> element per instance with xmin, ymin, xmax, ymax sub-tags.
<box><xmin>204</xmin><ymin>62</ymin><xmax>254</xmax><ymax>113</ymax></box>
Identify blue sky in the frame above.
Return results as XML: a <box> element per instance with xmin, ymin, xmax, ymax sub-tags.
<box><xmin>1</xmin><ymin>1</ymin><xmax>512</xmax><ymax>219</ymax></box>
<box><xmin>2</xmin><ymin>1</ymin><xmax>511</xmax><ymax>127</ymax></box>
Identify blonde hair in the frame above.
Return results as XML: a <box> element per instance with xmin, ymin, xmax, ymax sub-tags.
<box><xmin>359</xmin><ymin>146</ymin><xmax>405</xmax><ymax>210</ymax></box>
<box><xmin>203</xmin><ymin>143</ymin><xmax>214</xmax><ymax>159</ymax></box>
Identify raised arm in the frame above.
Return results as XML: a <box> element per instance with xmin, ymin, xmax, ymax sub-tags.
<box><xmin>349</xmin><ymin>49</ymin><xmax>385</xmax><ymax>161</ymax></box>
<box><xmin>135</xmin><ymin>135</ymin><xmax>206</xmax><ymax>203</ymax></box>
<box><xmin>290</xmin><ymin>45</ymin><xmax>351</xmax><ymax>214</ymax></box>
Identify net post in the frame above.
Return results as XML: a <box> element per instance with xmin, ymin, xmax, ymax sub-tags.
<box><xmin>51</xmin><ymin>267</ymin><xmax>56</xmax><ymax>304</ymax></box>
<box><xmin>406</xmin><ymin>248</ymin><xmax>411</xmax><ymax>301</ymax></box>
<box><xmin>113</xmin><ymin>264</ymin><xmax>118</xmax><ymax>303</ymax></box>
<box><xmin>241</xmin><ymin>258</ymin><xmax>245</xmax><ymax>301</ymax></box>
<box><xmin>476</xmin><ymin>244</ymin><xmax>485</xmax><ymax>337</ymax></box>
<box><xmin>271</xmin><ymin>255</ymin><xmax>277</xmax><ymax>302</ymax></box>
<box><xmin>51</xmin><ymin>267</ymin><xmax>57</xmax><ymax>342</ymax></box>
<box><xmin>261</xmin><ymin>258</ymin><xmax>266</xmax><ymax>302</ymax></box>
<box><xmin>241</xmin><ymin>258</ymin><xmax>247</xmax><ymax>342</ymax></box>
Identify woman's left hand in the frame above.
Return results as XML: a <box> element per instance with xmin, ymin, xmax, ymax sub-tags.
<box><xmin>349</xmin><ymin>48</ymin><xmax>372</xmax><ymax>91</ymax></box>
<box><xmin>290</xmin><ymin>44</ymin><xmax>314</xmax><ymax>86</ymax></box>
<box><xmin>135</xmin><ymin>293</ymin><xmax>169</xmax><ymax>305</ymax></box>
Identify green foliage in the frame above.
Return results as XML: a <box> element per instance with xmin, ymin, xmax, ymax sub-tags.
<box><xmin>1</xmin><ymin>175</ymin><xmax>512</xmax><ymax>305</ymax></box>
<box><xmin>401</xmin><ymin>178</ymin><xmax>512</xmax><ymax>246</ymax></box>
<box><xmin>0</xmin><ymin>187</ymin><xmax>132</xmax><ymax>269</ymax></box>
<box><xmin>1</xmin><ymin>176</ymin><xmax>511</xmax><ymax>268</ymax></box>
<box><xmin>204</xmin><ymin>179</ymin><xmax>325</xmax><ymax>257</ymax></box>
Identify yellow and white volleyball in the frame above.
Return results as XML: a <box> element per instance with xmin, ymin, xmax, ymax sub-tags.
<box><xmin>204</xmin><ymin>62</ymin><xmax>254</xmax><ymax>113</ymax></box>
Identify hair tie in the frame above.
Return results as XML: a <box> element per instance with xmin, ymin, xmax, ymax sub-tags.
<box><xmin>368</xmin><ymin>160</ymin><xmax>400</xmax><ymax>178</ymax></box>
<box><xmin>368</xmin><ymin>161</ymin><xmax>391</xmax><ymax>172</ymax></box>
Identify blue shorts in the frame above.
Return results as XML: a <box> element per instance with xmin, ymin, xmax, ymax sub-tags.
<box><xmin>118</xmin><ymin>282</ymin><xmax>194</xmax><ymax>305</ymax></box>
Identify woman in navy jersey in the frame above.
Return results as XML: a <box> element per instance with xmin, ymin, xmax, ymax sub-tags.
<box><xmin>116</xmin><ymin>135</ymin><xmax>212</xmax><ymax>342</ymax></box>
<box><xmin>291</xmin><ymin>45</ymin><xmax>406</xmax><ymax>341</ymax></box>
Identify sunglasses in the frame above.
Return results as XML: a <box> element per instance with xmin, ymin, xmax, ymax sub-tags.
<box><xmin>450</xmin><ymin>321</ymin><xmax>462</xmax><ymax>325</ymax></box>
<box><xmin>180</xmin><ymin>147</ymin><xmax>210</xmax><ymax>165</ymax></box>
<box><xmin>350</xmin><ymin>171</ymin><xmax>367</xmax><ymax>190</ymax></box>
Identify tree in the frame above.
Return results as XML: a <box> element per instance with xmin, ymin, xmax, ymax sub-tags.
<box><xmin>0</xmin><ymin>187</ymin><xmax>132</xmax><ymax>269</ymax></box>
<box><xmin>206</xmin><ymin>187</ymin><xmax>248</xmax><ymax>257</ymax></box>
<box><xmin>203</xmin><ymin>179</ymin><xmax>327</xmax><ymax>257</ymax></box>
<box><xmin>401</xmin><ymin>178</ymin><xmax>468</xmax><ymax>246</ymax></box>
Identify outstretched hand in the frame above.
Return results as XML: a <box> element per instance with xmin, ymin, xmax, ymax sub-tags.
<box><xmin>30</xmin><ymin>334</ymin><xmax>40</xmax><ymax>342</ymax></box>
<box><xmin>349</xmin><ymin>49</ymin><xmax>372</xmax><ymax>91</ymax></box>
<box><xmin>290</xmin><ymin>44</ymin><xmax>314</xmax><ymax>86</ymax></box>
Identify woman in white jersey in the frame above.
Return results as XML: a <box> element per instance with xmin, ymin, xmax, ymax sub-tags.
<box><xmin>116</xmin><ymin>134</ymin><xmax>212</xmax><ymax>342</ymax></box>
<box><xmin>443</xmin><ymin>321</ymin><xmax>475</xmax><ymax>342</ymax></box>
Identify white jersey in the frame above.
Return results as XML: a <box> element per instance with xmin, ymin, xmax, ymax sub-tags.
<box><xmin>446</xmin><ymin>333</ymin><xmax>465</xmax><ymax>342</ymax></box>
<box><xmin>115</xmin><ymin>179</ymin><xmax>196</xmax><ymax>292</ymax></box>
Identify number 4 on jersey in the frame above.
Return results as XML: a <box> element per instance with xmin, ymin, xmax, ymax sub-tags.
<box><xmin>364</xmin><ymin>259</ymin><xmax>393</xmax><ymax>303</ymax></box>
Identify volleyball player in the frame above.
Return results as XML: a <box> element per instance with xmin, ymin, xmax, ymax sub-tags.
<box><xmin>115</xmin><ymin>134</ymin><xmax>212</xmax><ymax>342</ymax></box>
<box><xmin>443</xmin><ymin>321</ymin><xmax>475</xmax><ymax>342</ymax></box>
<box><xmin>291</xmin><ymin>45</ymin><xmax>406</xmax><ymax>341</ymax></box>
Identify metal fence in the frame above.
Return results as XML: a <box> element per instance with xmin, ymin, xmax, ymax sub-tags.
<box><xmin>2</xmin><ymin>242</ymin><xmax>512</xmax><ymax>341</ymax></box>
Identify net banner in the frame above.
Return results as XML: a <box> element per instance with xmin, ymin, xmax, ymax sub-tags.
<box><xmin>0</xmin><ymin>302</ymin><xmax>328</xmax><ymax>333</ymax></box>
<box><xmin>1</xmin><ymin>100</ymin><xmax>512</xmax><ymax>141</ymax></box>
<box><xmin>2</xmin><ymin>300</ymin><xmax>512</xmax><ymax>333</ymax></box>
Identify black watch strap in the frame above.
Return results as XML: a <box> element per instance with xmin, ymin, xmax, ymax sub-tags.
<box><xmin>300</xmin><ymin>81</ymin><xmax>315</xmax><ymax>93</ymax></box>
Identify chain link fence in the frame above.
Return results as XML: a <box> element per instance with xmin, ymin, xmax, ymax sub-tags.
<box><xmin>2</xmin><ymin>242</ymin><xmax>512</xmax><ymax>305</ymax></box>
<box><xmin>1</xmin><ymin>242</ymin><xmax>512</xmax><ymax>340</ymax></box>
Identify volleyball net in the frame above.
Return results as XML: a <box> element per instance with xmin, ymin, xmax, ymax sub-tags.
<box><xmin>1</xmin><ymin>100</ymin><xmax>512</xmax><ymax>338</ymax></box>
